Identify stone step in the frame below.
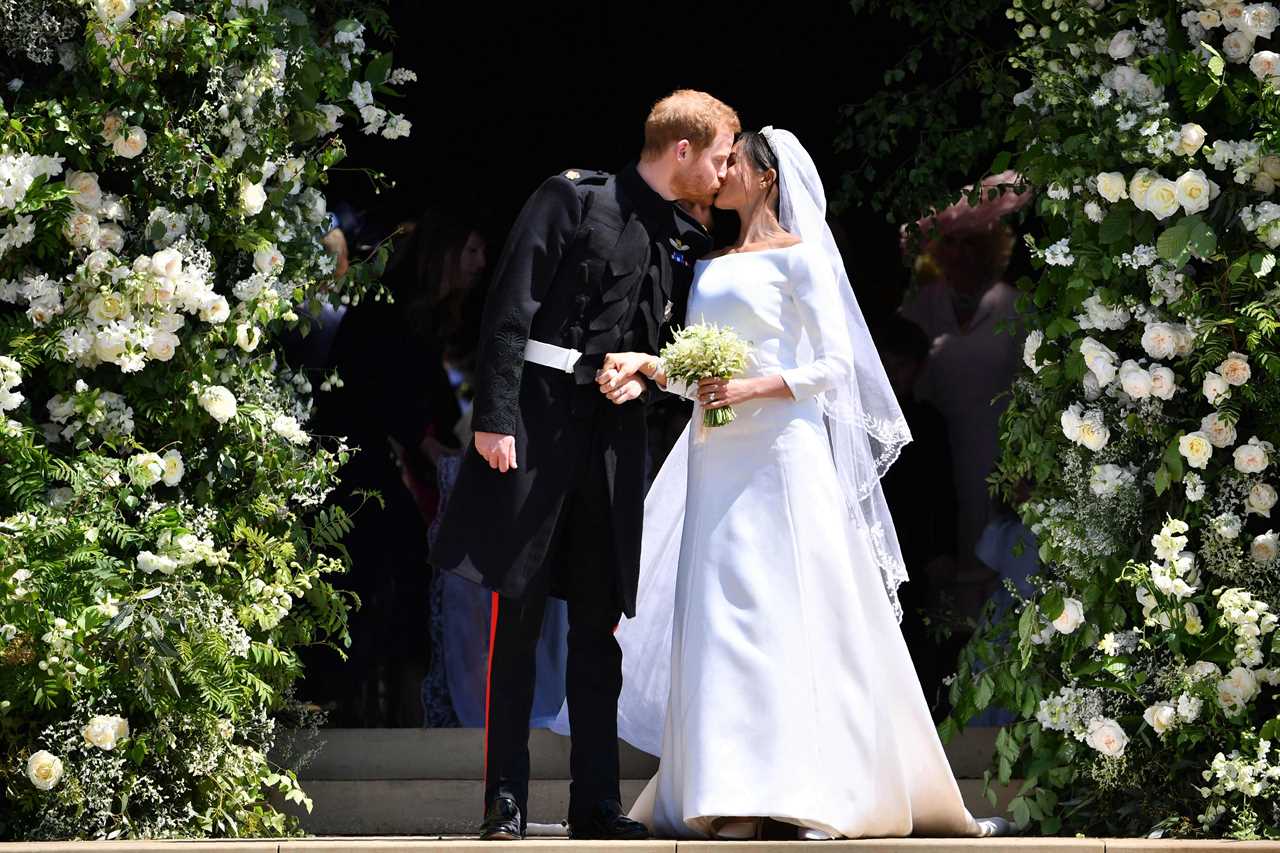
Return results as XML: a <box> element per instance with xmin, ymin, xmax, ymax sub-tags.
<box><xmin>277</xmin><ymin>728</ymin><xmax>999</xmax><ymax>783</ymax></box>
<box><xmin>278</xmin><ymin>778</ymin><xmax>1022</xmax><ymax>837</ymax></box>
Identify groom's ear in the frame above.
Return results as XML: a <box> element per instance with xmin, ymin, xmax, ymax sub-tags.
<box><xmin>674</xmin><ymin>139</ymin><xmax>692</xmax><ymax>161</ymax></box>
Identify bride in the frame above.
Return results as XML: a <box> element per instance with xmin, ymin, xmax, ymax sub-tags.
<box><xmin>589</xmin><ymin>127</ymin><xmax>1009</xmax><ymax>840</ymax></box>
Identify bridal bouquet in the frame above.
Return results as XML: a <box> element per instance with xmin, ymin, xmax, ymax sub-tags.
<box><xmin>660</xmin><ymin>322</ymin><xmax>752</xmax><ymax>428</ymax></box>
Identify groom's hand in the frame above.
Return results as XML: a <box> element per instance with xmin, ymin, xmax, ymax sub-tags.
<box><xmin>599</xmin><ymin>372</ymin><xmax>646</xmax><ymax>405</ymax></box>
<box><xmin>474</xmin><ymin>431</ymin><xmax>517</xmax><ymax>473</ymax></box>
<box><xmin>597</xmin><ymin>352</ymin><xmax>655</xmax><ymax>391</ymax></box>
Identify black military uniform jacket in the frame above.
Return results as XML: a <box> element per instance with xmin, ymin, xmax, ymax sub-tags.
<box><xmin>431</xmin><ymin>164</ymin><xmax>710</xmax><ymax>617</ymax></box>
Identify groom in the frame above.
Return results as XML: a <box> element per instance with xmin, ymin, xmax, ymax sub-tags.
<box><xmin>430</xmin><ymin>90</ymin><xmax>738</xmax><ymax>840</ymax></box>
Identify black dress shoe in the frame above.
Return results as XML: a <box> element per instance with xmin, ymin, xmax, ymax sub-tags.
<box><xmin>480</xmin><ymin>796</ymin><xmax>524</xmax><ymax>841</ymax></box>
<box><xmin>568</xmin><ymin>798</ymin><xmax>650</xmax><ymax>840</ymax></box>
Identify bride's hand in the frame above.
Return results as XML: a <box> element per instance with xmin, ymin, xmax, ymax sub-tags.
<box><xmin>698</xmin><ymin>375</ymin><xmax>792</xmax><ymax>408</ymax></box>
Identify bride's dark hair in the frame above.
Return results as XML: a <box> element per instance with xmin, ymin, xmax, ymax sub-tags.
<box><xmin>735</xmin><ymin>130</ymin><xmax>780</xmax><ymax>211</ymax></box>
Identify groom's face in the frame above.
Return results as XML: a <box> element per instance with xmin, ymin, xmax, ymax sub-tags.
<box><xmin>670</xmin><ymin>127</ymin><xmax>734</xmax><ymax>206</ymax></box>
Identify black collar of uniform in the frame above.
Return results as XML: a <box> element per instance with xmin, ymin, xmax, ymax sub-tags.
<box><xmin>618</xmin><ymin>163</ymin><xmax>712</xmax><ymax>256</ymax></box>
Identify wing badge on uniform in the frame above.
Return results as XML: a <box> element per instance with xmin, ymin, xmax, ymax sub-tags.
<box><xmin>668</xmin><ymin>236</ymin><xmax>691</xmax><ymax>267</ymax></box>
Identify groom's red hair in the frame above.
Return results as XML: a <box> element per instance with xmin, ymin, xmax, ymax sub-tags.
<box><xmin>641</xmin><ymin>90</ymin><xmax>740</xmax><ymax>160</ymax></box>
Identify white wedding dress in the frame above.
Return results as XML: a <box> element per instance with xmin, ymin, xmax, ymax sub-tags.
<box><xmin>618</xmin><ymin>242</ymin><xmax>982</xmax><ymax>839</ymax></box>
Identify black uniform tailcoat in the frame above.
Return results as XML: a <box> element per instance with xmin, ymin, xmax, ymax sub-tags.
<box><xmin>430</xmin><ymin>165</ymin><xmax>709</xmax><ymax>617</ymax></box>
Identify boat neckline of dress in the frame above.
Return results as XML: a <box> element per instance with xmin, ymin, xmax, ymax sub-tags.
<box><xmin>695</xmin><ymin>242</ymin><xmax>806</xmax><ymax>264</ymax></box>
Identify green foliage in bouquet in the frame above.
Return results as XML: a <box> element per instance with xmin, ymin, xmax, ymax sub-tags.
<box><xmin>0</xmin><ymin>0</ymin><xmax>412</xmax><ymax>839</ymax></box>
<box><xmin>660</xmin><ymin>322</ymin><xmax>752</xmax><ymax>428</ymax></box>
<box><xmin>895</xmin><ymin>0</ymin><xmax>1280</xmax><ymax>839</ymax></box>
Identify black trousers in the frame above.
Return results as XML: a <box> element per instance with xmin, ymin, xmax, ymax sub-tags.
<box><xmin>483</xmin><ymin>422</ymin><xmax>623</xmax><ymax>824</ymax></box>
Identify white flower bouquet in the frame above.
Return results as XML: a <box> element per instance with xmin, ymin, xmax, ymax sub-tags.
<box><xmin>659</xmin><ymin>322</ymin><xmax>752</xmax><ymax>428</ymax></box>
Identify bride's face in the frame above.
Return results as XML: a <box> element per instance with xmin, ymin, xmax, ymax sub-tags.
<box><xmin>713</xmin><ymin>140</ymin><xmax>772</xmax><ymax>211</ymax></box>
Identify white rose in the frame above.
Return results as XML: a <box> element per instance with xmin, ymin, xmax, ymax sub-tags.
<box><xmin>127</xmin><ymin>451</ymin><xmax>164</xmax><ymax>487</ymax></box>
<box><xmin>1149</xmin><ymin>365</ymin><xmax>1177</xmax><ymax>400</ymax></box>
<box><xmin>160</xmin><ymin>448</ymin><xmax>183</xmax><ymax>486</ymax></box>
<box><xmin>1203</xmin><ymin>371</ymin><xmax>1231</xmax><ymax>405</ymax></box>
<box><xmin>1119</xmin><ymin>360</ymin><xmax>1152</xmax><ymax>399</ymax></box>
<box><xmin>1218</xmin><ymin>666</ymin><xmax>1260</xmax><ymax>714</ymax></box>
<box><xmin>101</xmin><ymin>112</ymin><xmax>125</xmax><ymax>143</ymax></box>
<box><xmin>1129</xmin><ymin>169</ymin><xmax>1159</xmax><ymax>211</ymax></box>
<box><xmin>235</xmin><ymin>323</ymin><xmax>261</xmax><ymax>352</ymax></box>
<box><xmin>1248</xmin><ymin>482</ymin><xmax>1279</xmax><ymax>517</ymax></box>
<box><xmin>94</xmin><ymin>0</ymin><xmax>135</xmax><ymax>27</ymax></box>
<box><xmin>1077</xmin><ymin>411</ymin><xmax>1110</xmax><ymax>452</ymax></box>
<box><xmin>1188</xmin><ymin>660</ymin><xmax>1222</xmax><ymax>680</ymax></box>
<box><xmin>26</xmin><ymin>750</ymin><xmax>63</xmax><ymax>790</ymax></box>
<box><xmin>136</xmin><ymin>549</ymin><xmax>178</xmax><ymax>575</ymax></box>
<box><xmin>1096</xmin><ymin>171</ymin><xmax>1129</xmax><ymax>203</ymax></box>
<box><xmin>252</xmin><ymin>244</ymin><xmax>284</xmax><ymax>275</ymax></box>
<box><xmin>87</xmin><ymin>291</ymin><xmax>127</xmax><ymax>324</ymax></box>
<box><xmin>200</xmin><ymin>295</ymin><xmax>230</xmax><ymax>324</ymax></box>
<box><xmin>82</xmin><ymin>715</ymin><xmax>121</xmax><ymax>750</ymax></box>
<box><xmin>65</xmin><ymin>170</ymin><xmax>102</xmax><ymax>211</ymax></box>
<box><xmin>1179</xmin><ymin>431</ymin><xmax>1214</xmax><ymax>469</ymax></box>
<box><xmin>1251</xmin><ymin>49</ymin><xmax>1280</xmax><ymax>80</ymax></box>
<box><xmin>1201</xmin><ymin>412</ymin><xmax>1238</xmax><ymax>448</ymax></box>
<box><xmin>1061</xmin><ymin>404</ymin><xmax>1083</xmax><ymax>442</ymax></box>
<box><xmin>272</xmin><ymin>413</ymin><xmax>310</xmax><ymax>445</ymax></box>
<box><xmin>112</xmin><ymin>126</ymin><xmax>148</xmax><ymax>159</ymax></box>
<box><xmin>1252</xmin><ymin>531</ymin><xmax>1279</xmax><ymax>563</ymax></box>
<box><xmin>1173</xmin><ymin>324</ymin><xmax>1196</xmax><ymax>356</ymax></box>
<box><xmin>1053</xmin><ymin>597</ymin><xmax>1086</xmax><ymax>634</ymax></box>
<box><xmin>147</xmin><ymin>330</ymin><xmax>179</xmax><ymax>361</ymax></box>
<box><xmin>1215</xmin><ymin>512</ymin><xmax>1244</xmax><ymax>539</ymax></box>
<box><xmin>1223</xmin><ymin>30</ymin><xmax>1255</xmax><ymax>63</ymax></box>
<box><xmin>1242</xmin><ymin>2</ymin><xmax>1280</xmax><ymax>37</ymax></box>
<box><xmin>1082</xmin><ymin>370</ymin><xmax>1103</xmax><ymax>401</ymax></box>
<box><xmin>238</xmin><ymin>179</ymin><xmax>267</xmax><ymax>216</ymax></box>
<box><xmin>1145</xmin><ymin>178</ymin><xmax>1181</xmax><ymax>220</ymax></box>
<box><xmin>1143</xmin><ymin>703</ymin><xmax>1177</xmax><ymax>735</ymax></box>
<box><xmin>1264</xmin><ymin>154</ymin><xmax>1280</xmax><ymax>180</ymax></box>
<box><xmin>1177</xmin><ymin>123</ymin><xmax>1207</xmax><ymax>156</ymax></box>
<box><xmin>198</xmin><ymin>385</ymin><xmax>238</xmax><ymax>424</ymax></box>
<box><xmin>1219</xmin><ymin>351</ymin><xmax>1252</xmax><ymax>386</ymax></box>
<box><xmin>95</xmin><ymin>223</ymin><xmax>124</xmax><ymax>253</ymax></box>
<box><xmin>1235</xmin><ymin>442</ymin><xmax>1271</xmax><ymax>474</ymax></box>
<box><xmin>1085</xmin><ymin>717</ymin><xmax>1129</xmax><ymax>757</ymax></box>
<box><xmin>1142</xmin><ymin>323</ymin><xmax>1179</xmax><ymax>360</ymax></box>
<box><xmin>1080</xmin><ymin>336</ymin><xmax>1118</xmax><ymax>384</ymax></box>
<box><xmin>1108</xmin><ymin>29</ymin><xmax>1138</xmax><ymax>59</ymax></box>
<box><xmin>64</xmin><ymin>210</ymin><xmax>100</xmax><ymax>249</ymax></box>
<box><xmin>149</xmin><ymin>245</ymin><xmax>183</xmax><ymax>281</ymax></box>
<box><xmin>1256</xmin><ymin>173</ymin><xmax>1277</xmax><ymax>195</ymax></box>
<box><xmin>1176</xmin><ymin>170</ymin><xmax>1213</xmax><ymax>215</ymax></box>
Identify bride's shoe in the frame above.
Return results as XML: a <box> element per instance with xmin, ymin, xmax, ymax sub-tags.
<box><xmin>710</xmin><ymin>817</ymin><xmax>763</xmax><ymax>840</ymax></box>
<box><xmin>975</xmin><ymin>816</ymin><xmax>1014</xmax><ymax>837</ymax></box>
<box><xmin>796</xmin><ymin>827</ymin><xmax>835</xmax><ymax>840</ymax></box>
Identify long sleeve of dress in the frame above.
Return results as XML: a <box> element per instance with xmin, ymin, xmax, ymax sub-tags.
<box><xmin>470</xmin><ymin>176</ymin><xmax>581</xmax><ymax>436</ymax></box>
<box><xmin>780</xmin><ymin>245</ymin><xmax>855</xmax><ymax>401</ymax></box>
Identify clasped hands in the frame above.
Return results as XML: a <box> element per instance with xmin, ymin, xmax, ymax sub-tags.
<box><xmin>475</xmin><ymin>354</ymin><xmax>771</xmax><ymax>475</ymax></box>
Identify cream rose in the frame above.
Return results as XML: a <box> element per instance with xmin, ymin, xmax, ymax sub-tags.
<box><xmin>1248</xmin><ymin>482</ymin><xmax>1279</xmax><ymax>517</ymax></box>
<box><xmin>1201</xmin><ymin>412</ymin><xmax>1238</xmax><ymax>448</ymax></box>
<box><xmin>1096</xmin><ymin>171</ymin><xmax>1129</xmax><ymax>203</ymax></box>
<box><xmin>1143</xmin><ymin>703</ymin><xmax>1177</xmax><ymax>735</ymax></box>
<box><xmin>147</xmin><ymin>330</ymin><xmax>178</xmax><ymax>361</ymax></box>
<box><xmin>101</xmin><ymin>112</ymin><xmax>125</xmax><ymax>143</ymax></box>
<box><xmin>160</xmin><ymin>448</ymin><xmax>183</xmax><ymax>486</ymax></box>
<box><xmin>1085</xmin><ymin>717</ymin><xmax>1129</xmax><ymax>757</ymax></box>
<box><xmin>1241</xmin><ymin>2</ymin><xmax>1280</xmax><ymax>38</ymax></box>
<box><xmin>238</xmin><ymin>179</ymin><xmax>268</xmax><ymax>216</ymax></box>
<box><xmin>199</xmin><ymin>295</ymin><xmax>230</xmax><ymax>324</ymax></box>
<box><xmin>1257</xmin><ymin>173</ymin><xmax>1277</xmax><ymax>195</ymax></box>
<box><xmin>1235</xmin><ymin>441</ymin><xmax>1271</xmax><ymax>474</ymax></box>
<box><xmin>1177</xmin><ymin>123</ymin><xmax>1207</xmax><ymax>157</ymax></box>
<box><xmin>235</xmin><ymin>323</ymin><xmax>261</xmax><ymax>352</ymax></box>
<box><xmin>252</xmin><ymin>244</ymin><xmax>284</xmax><ymax>275</ymax></box>
<box><xmin>127</xmin><ymin>451</ymin><xmax>164</xmax><ymax>487</ymax></box>
<box><xmin>1077</xmin><ymin>412</ymin><xmax>1110</xmax><ymax>452</ymax></box>
<box><xmin>1265</xmin><ymin>155</ymin><xmax>1280</xmax><ymax>180</ymax></box>
<box><xmin>1108</xmin><ymin>29</ymin><xmax>1138</xmax><ymax>59</ymax></box>
<box><xmin>198</xmin><ymin>385</ymin><xmax>238</xmax><ymax>424</ymax></box>
<box><xmin>1251</xmin><ymin>49</ymin><xmax>1280</xmax><ymax>80</ymax></box>
<box><xmin>1129</xmin><ymin>169</ymin><xmax>1159</xmax><ymax>211</ymax></box>
<box><xmin>1145</xmin><ymin>178</ymin><xmax>1181</xmax><ymax>220</ymax></box>
<box><xmin>1179</xmin><ymin>431</ymin><xmax>1214</xmax><ymax>469</ymax></box>
<box><xmin>1176</xmin><ymin>170</ymin><xmax>1212</xmax><ymax>215</ymax></box>
<box><xmin>1149</xmin><ymin>365</ymin><xmax>1177</xmax><ymax>399</ymax></box>
<box><xmin>1119</xmin><ymin>360</ymin><xmax>1152</xmax><ymax>399</ymax></box>
<box><xmin>95</xmin><ymin>223</ymin><xmax>124</xmax><ymax>253</ymax></box>
<box><xmin>1223</xmin><ymin>30</ymin><xmax>1255</xmax><ymax>63</ymax></box>
<box><xmin>65</xmin><ymin>170</ymin><xmax>102</xmax><ymax>211</ymax></box>
<box><xmin>1219</xmin><ymin>351</ymin><xmax>1252</xmax><ymax>386</ymax></box>
<box><xmin>64</xmin><ymin>210</ymin><xmax>100</xmax><ymax>249</ymax></box>
<box><xmin>1252</xmin><ymin>531</ymin><xmax>1280</xmax><ymax>563</ymax></box>
<box><xmin>112</xmin><ymin>126</ymin><xmax>148</xmax><ymax>159</ymax></box>
<box><xmin>1053</xmin><ymin>597</ymin><xmax>1086</xmax><ymax>634</ymax></box>
<box><xmin>1142</xmin><ymin>323</ymin><xmax>1179</xmax><ymax>360</ymax></box>
<box><xmin>87</xmin><ymin>291</ymin><xmax>127</xmax><ymax>324</ymax></box>
<box><xmin>1203</xmin><ymin>371</ymin><xmax>1231</xmax><ymax>405</ymax></box>
<box><xmin>26</xmin><ymin>750</ymin><xmax>63</xmax><ymax>790</ymax></box>
<box><xmin>82</xmin><ymin>715</ymin><xmax>123</xmax><ymax>750</ymax></box>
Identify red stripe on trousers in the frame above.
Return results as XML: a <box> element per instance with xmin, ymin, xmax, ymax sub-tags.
<box><xmin>482</xmin><ymin>591</ymin><xmax>499</xmax><ymax>801</ymax></box>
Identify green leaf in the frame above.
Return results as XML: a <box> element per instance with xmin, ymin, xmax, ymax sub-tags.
<box><xmin>1188</xmin><ymin>218</ymin><xmax>1217</xmax><ymax>259</ymax></box>
<box><xmin>974</xmin><ymin>674</ymin><xmax>995</xmax><ymax>710</ymax></box>
<box><xmin>1098</xmin><ymin>205</ymin><xmax>1130</xmax><ymax>244</ymax></box>
<box><xmin>1154</xmin><ymin>464</ymin><xmax>1171</xmax><ymax>496</ymax></box>
<box><xmin>365</xmin><ymin>51</ymin><xmax>393</xmax><ymax>86</ymax></box>
<box><xmin>1041</xmin><ymin>589</ymin><xmax>1065</xmax><ymax>621</ymax></box>
<box><xmin>989</xmin><ymin>150</ymin><xmax>1012</xmax><ymax>175</ymax></box>
<box><xmin>1157</xmin><ymin>220</ymin><xmax>1192</xmax><ymax>265</ymax></box>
